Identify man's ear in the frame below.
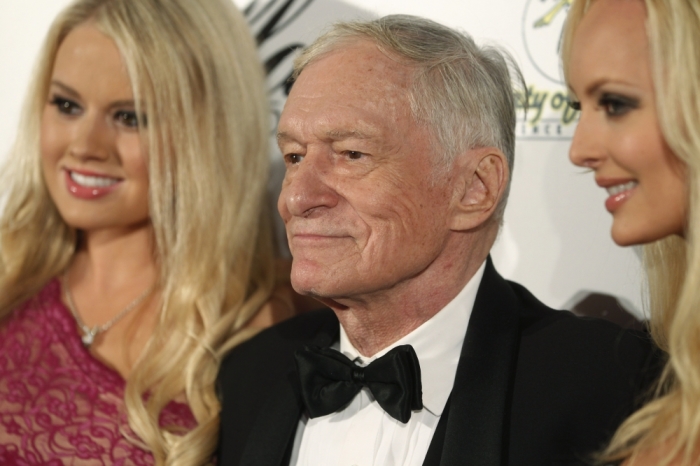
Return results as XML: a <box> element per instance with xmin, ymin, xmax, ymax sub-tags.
<box><xmin>449</xmin><ymin>147</ymin><xmax>509</xmax><ymax>231</ymax></box>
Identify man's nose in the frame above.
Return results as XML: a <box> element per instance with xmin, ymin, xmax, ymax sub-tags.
<box><xmin>278</xmin><ymin>151</ymin><xmax>339</xmax><ymax>220</ymax></box>
<box><xmin>69</xmin><ymin>114</ymin><xmax>112</xmax><ymax>161</ymax></box>
<box><xmin>569</xmin><ymin>111</ymin><xmax>604</xmax><ymax>169</ymax></box>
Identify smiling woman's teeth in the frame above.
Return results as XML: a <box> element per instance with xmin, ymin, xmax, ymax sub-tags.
<box><xmin>70</xmin><ymin>171</ymin><xmax>119</xmax><ymax>188</ymax></box>
<box><xmin>606</xmin><ymin>181</ymin><xmax>638</xmax><ymax>196</ymax></box>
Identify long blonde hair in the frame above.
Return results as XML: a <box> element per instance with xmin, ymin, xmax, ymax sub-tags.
<box><xmin>562</xmin><ymin>0</ymin><xmax>700</xmax><ymax>464</ymax></box>
<box><xmin>0</xmin><ymin>0</ymin><xmax>274</xmax><ymax>463</ymax></box>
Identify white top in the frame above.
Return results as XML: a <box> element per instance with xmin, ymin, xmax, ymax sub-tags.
<box><xmin>290</xmin><ymin>261</ymin><xmax>487</xmax><ymax>466</ymax></box>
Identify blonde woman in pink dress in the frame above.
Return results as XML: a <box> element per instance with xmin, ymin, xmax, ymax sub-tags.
<box><xmin>0</xmin><ymin>0</ymin><xmax>284</xmax><ymax>463</ymax></box>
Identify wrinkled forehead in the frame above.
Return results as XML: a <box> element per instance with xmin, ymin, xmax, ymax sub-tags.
<box><xmin>297</xmin><ymin>40</ymin><xmax>413</xmax><ymax>102</ymax></box>
<box><xmin>281</xmin><ymin>41</ymin><xmax>419</xmax><ymax>135</ymax></box>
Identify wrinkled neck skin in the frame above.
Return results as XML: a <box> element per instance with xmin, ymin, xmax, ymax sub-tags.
<box><xmin>320</xmin><ymin>227</ymin><xmax>496</xmax><ymax>357</ymax></box>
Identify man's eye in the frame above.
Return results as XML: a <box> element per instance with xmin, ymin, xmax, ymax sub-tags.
<box><xmin>599</xmin><ymin>93</ymin><xmax>638</xmax><ymax>117</ymax></box>
<box><xmin>50</xmin><ymin>96</ymin><xmax>81</xmax><ymax>116</ymax></box>
<box><xmin>115</xmin><ymin>110</ymin><xmax>144</xmax><ymax>128</ymax></box>
<box><xmin>287</xmin><ymin>153</ymin><xmax>304</xmax><ymax>164</ymax></box>
<box><xmin>346</xmin><ymin>151</ymin><xmax>363</xmax><ymax>160</ymax></box>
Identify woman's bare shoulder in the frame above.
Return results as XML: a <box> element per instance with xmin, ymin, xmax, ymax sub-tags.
<box><xmin>623</xmin><ymin>442</ymin><xmax>687</xmax><ymax>466</ymax></box>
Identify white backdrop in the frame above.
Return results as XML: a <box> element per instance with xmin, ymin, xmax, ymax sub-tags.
<box><xmin>0</xmin><ymin>0</ymin><xmax>644</xmax><ymax>320</ymax></box>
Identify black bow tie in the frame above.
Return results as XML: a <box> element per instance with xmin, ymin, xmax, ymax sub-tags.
<box><xmin>294</xmin><ymin>344</ymin><xmax>423</xmax><ymax>423</ymax></box>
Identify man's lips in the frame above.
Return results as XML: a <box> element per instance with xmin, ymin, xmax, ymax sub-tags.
<box><xmin>291</xmin><ymin>233</ymin><xmax>347</xmax><ymax>240</ymax></box>
<box><xmin>289</xmin><ymin>231</ymin><xmax>353</xmax><ymax>246</ymax></box>
<box><xmin>64</xmin><ymin>168</ymin><xmax>123</xmax><ymax>199</ymax></box>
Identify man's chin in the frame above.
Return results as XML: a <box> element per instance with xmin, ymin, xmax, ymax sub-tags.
<box><xmin>289</xmin><ymin>259</ymin><xmax>367</xmax><ymax>304</ymax></box>
<box><xmin>313</xmin><ymin>296</ymin><xmax>348</xmax><ymax>310</ymax></box>
<box><xmin>290</xmin><ymin>260</ymin><xmax>331</xmax><ymax>291</ymax></box>
<box><xmin>290</xmin><ymin>276</ymin><xmax>344</xmax><ymax>307</ymax></box>
<box><xmin>289</xmin><ymin>278</ymin><xmax>330</xmax><ymax>300</ymax></box>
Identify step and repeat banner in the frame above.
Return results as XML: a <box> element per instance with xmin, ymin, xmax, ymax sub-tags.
<box><xmin>0</xmin><ymin>0</ymin><xmax>644</xmax><ymax>324</ymax></box>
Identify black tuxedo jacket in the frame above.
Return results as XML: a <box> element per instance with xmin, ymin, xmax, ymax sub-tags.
<box><xmin>217</xmin><ymin>259</ymin><xmax>660</xmax><ymax>465</ymax></box>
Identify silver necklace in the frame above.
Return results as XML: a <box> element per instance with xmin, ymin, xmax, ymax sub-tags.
<box><xmin>63</xmin><ymin>271</ymin><xmax>155</xmax><ymax>347</ymax></box>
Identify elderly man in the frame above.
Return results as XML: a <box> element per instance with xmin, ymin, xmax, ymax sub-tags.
<box><xmin>218</xmin><ymin>15</ymin><xmax>657</xmax><ymax>466</ymax></box>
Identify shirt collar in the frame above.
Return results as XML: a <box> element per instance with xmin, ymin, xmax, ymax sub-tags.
<box><xmin>339</xmin><ymin>261</ymin><xmax>486</xmax><ymax>416</ymax></box>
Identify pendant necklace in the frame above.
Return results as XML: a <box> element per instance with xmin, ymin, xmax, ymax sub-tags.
<box><xmin>62</xmin><ymin>271</ymin><xmax>156</xmax><ymax>347</ymax></box>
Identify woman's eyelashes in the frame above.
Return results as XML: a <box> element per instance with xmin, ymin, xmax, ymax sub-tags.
<box><xmin>48</xmin><ymin>94</ymin><xmax>145</xmax><ymax>128</ymax></box>
<box><xmin>50</xmin><ymin>95</ymin><xmax>82</xmax><ymax>116</ymax></box>
<box><xmin>567</xmin><ymin>93</ymin><xmax>639</xmax><ymax>117</ymax></box>
<box><xmin>599</xmin><ymin>93</ymin><xmax>639</xmax><ymax>117</ymax></box>
<box><xmin>115</xmin><ymin>110</ymin><xmax>145</xmax><ymax>128</ymax></box>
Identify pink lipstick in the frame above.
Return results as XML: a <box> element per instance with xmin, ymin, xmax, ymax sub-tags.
<box><xmin>64</xmin><ymin>169</ymin><xmax>122</xmax><ymax>199</ymax></box>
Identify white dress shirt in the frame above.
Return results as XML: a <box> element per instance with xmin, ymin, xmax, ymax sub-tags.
<box><xmin>290</xmin><ymin>261</ymin><xmax>486</xmax><ymax>466</ymax></box>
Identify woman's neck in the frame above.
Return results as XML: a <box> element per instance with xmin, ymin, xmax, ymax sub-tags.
<box><xmin>70</xmin><ymin>223</ymin><xmax>158</xmax><ymax>292</ymax></box>
<box><xmin>65</xmin><ymin>222</ymin><xmax>161</xmax><ymax>378</ymax></box>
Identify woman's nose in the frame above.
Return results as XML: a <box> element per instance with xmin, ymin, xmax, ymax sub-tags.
<box><xmin>69</xmin><ymin>114</ymin><xmax>112</xmax><ymax>161</ymax></box>
<box><xmin>569</xmin><ymin>111</ymin><xmax>605</xmax><ymax>169</ymax></box>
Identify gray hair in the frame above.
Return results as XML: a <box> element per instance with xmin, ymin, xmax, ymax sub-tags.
<box><xmin>292</xmin><ymin>14</ymin><xmax>525</xmax><ymax>215</ymax></box>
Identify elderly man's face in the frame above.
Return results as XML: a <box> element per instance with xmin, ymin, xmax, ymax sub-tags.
<box><xmin>278</xmin><ymin>41</ymin><xmax>455</xmax><ymax>300</ymax></box>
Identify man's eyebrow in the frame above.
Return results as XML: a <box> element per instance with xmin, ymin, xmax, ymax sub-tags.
<box><xmin>276</xmin><ymin>129</ymin><xmax>376</xmax><ymax>144</ymax></box>
<box><xmin>325</xmin><ymin>129</ymin><xmax>374</xmax><ymax>140</ymax></box>
<box><xmin>276</xmin><ymin>131</ymin><xmax>296</xmax><ymax>144</ymax></box>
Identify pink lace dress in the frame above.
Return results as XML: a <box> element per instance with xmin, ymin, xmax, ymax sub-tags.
<box><xmin>0</xmin><ymin>279</ymin><xmax>197</xmax><ymax>465</ymax></box>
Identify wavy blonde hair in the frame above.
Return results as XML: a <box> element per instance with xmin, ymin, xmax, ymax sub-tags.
<box><xmin>562</xmin><ymin>0</ymin><xmax>700</xmax><ymax>464</ymax></box>
<box><xmin>0</xmin><ymin>0</ymin><xmax>274</xmax><ymax>463</ymax></box>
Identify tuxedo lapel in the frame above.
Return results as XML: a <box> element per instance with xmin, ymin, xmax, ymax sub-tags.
<box><xmin>423</xmin><ymin>397</ymin><xmax>450</xmax><ymax>465</ymax></box>
<box><xmin>239</xmin><ymin>370</ymin><xmax>302</xmax><ymax>466</ymax></box>
<box><xmin>238</xmin><ymin>259</ymin><xmax>519</xmax><ymax>466</ymax></box>
<box><xmin>240</xmin><ymin>315</ymin><xmax>339</xmax><ymax>466</ymax></box>
<box><xmin>426</xmin><ymin>257</ymin><xmax>521</xmax><ymax>466</ymax></box>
